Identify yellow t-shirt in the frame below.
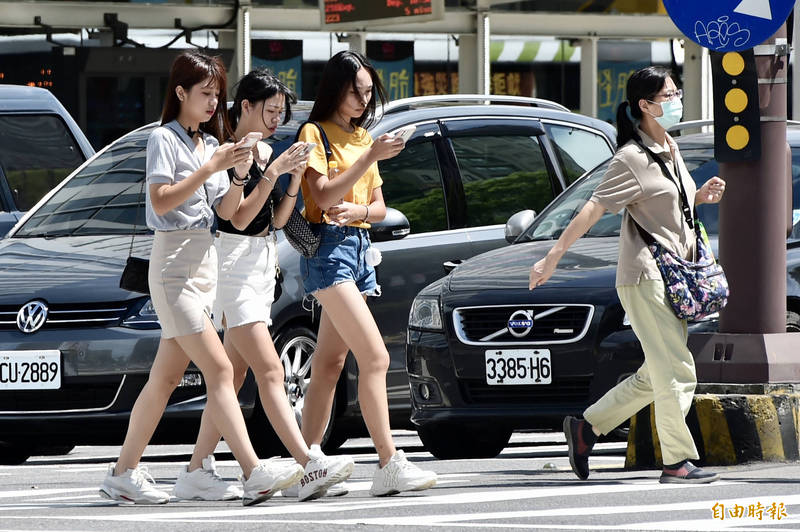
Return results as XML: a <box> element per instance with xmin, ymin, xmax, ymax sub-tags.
<box><xmin>298</xmin><ymin>121</ymin><xmax>383</xmax><ymax>229</ymax></box>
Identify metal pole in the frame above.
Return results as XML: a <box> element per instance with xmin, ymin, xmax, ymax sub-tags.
<box><xmin>457</xmin><ymin>34</ymin><xmax>478</xmax><ymax>94</ymax></box>
<box><xmin>719</xmin><ymin>25</ymin><xmax>788</xmax><ymax>334</ymax></box>
<box><xmin>477</xmin><ymin>8</ymin><xmax>490</xmax><ymax>95</ymax></box>
<box><xmin>238</xmin><ymin>3</ymin><xmax>251</xmax><ymax>77</ymax></box>
<box><xmin>682</xmin><ymin>40</ymin><xmax>711</xmax><ymax>123</ymax></box>
<box><xmin>793</xmin><ymin>2</ymin><xmax>800</xmax><ymax>120</ymax></box>
<box><xmin>579</xmin><ymin>38</ymin><xmax>598</xmax><ymax>118</ymax></box>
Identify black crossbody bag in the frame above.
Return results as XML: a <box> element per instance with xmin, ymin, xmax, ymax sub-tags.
<box><xmin>119</xmin><ymin>178</ymin><xmax>150</xmax><ymax>294</ymax></box>
<box><xmin>280</xmin><ymin>121</ymin><xmax>333</xmax><ymax>258</ymax></box>
<box><xmin>120</xmin><ymin>125</ymin><xmax>211</xmax><ymax>294</ymax></box>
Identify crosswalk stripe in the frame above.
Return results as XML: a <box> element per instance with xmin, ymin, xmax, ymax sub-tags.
<box><xmin>0</xmin><ymin>481</ymin><xmax>709</xmax><ymax>522</ymax></box>
<box><xmin>0</xmin><ymin>488</ymin><xmax>97</xmax><ymax>499</ymax></box>
<box><xmin>28</xmin><ymin>491</ymin><xmax>786</xmax><ymax>531</ymax></box>
<box><xmin>3</xmin><ymin>477</ymin><xmax>790</xmax><ymax>531</ymax></box>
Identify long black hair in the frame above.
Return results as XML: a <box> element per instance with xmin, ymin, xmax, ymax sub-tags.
<box><xmin>228</xmin><ymin>68</ymin><xmax>296</xmax><ymax>130</ymax></box>
<box><xmin>308</xmin><ymin>50</ymin><xmax>388</xmax><ymax>129</ymax></box>
<box><xmin>615</xmin><ymin>66</ymin><xmax>673</xmax><ymax>149</ymax></box>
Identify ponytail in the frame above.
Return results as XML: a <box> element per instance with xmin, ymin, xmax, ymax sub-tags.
<box><xmin>615</xmin><ymin>101</ymin><xmax>640</xmax><ymax>150</ymax></box>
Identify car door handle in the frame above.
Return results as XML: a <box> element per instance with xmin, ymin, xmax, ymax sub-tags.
<box><xmin>443</xmin><ymin>259</ymin><xmax>462</xmax><ymax>274</ymax></box>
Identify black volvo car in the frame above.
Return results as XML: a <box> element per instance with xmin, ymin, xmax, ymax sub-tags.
<box><xmin>406</xmin><ymin>129</ymin><xmax>800</xmax><ymax>459</ymax></box>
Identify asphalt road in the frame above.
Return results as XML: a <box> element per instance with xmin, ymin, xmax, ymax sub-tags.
<box><xmin>1</xmin><ymin>430</ymin><xmax>799</xmax><ymax>531</ymax></box>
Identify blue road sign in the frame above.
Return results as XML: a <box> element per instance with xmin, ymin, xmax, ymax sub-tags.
<box><xmin>663</xmin><ymin>0</ymin><xmax>795</xmax><ymax>51</ymax></box>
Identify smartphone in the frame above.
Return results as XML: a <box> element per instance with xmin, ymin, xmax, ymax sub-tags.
<box><xmin>301</xmin><ymin>142</ymin><xmax>317</xmax><ymax>156</ymax></box>
<box><xmin>390</xmin><ymin>125</ymin><xmax>416</xmax><ymax>143</ymax></box>
<box><xmin>238</xmin><ymin>131</ymin><xmax>262</xmax><ymax>148</ymax></box>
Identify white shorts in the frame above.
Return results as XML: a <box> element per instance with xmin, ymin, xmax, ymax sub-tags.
<box><xmin>213</xmin><ymin>231</ymin><xmax>277</xmax><ymax>329</ymax></box>
<box><xmin>148</xmin><ymin>229</ymin><xmax>216</xmax><ymax>339</ymax></box>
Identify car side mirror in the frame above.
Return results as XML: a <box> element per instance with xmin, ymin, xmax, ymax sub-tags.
<box><xmin>505</xmin><ymin>209</ymin><xmax>536</xmax><ymax>244</ymax></box>
<box><xmin>369</xmin><ymin>207</ymin><xmax>410</xmax><ymax>242</ymax></box>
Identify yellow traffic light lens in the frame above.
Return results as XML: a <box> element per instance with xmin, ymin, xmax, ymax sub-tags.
<box><xmin>726</xmin><ymin>125</ymin><xmax>750</xmax><ymax>150</ymax></box>
<box><xmin>725</xmin><ymin>88</ymin><xmax>748</xmax><ymax>113</ymax></box>
<box><xmin>722</xmin><ymin>52</ymin><xmax>745</xmax><ymax>76</ymax></box>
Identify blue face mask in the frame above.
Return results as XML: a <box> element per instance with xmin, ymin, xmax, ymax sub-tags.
<box><xmin>650</xmin><ymin>98</ymin><xmax>683</xmax><ymax>130</ymax></box>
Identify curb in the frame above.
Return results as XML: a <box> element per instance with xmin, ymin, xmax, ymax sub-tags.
<box><xmin>625</xmin><ymin>393</ymin><xmax>800</xmax><ymax>467</ymax></box>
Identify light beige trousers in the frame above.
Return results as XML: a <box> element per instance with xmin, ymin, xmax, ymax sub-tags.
<box><xmin>583</xmin><ymin>279</ymin><xmax>699</xmax><ymax>465</ymax></box>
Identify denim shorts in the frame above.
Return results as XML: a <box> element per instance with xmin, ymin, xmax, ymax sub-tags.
<box><xmin>300</xmin><ymin>224</ymin><xmax>381</xmax><ymax>297</ymax></box>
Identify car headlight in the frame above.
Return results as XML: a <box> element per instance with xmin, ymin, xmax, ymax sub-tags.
<box><xmin>408</xmin><ymin>296</ymin><xmax>443</xmax><ymax>331</ymax></box>
<box><xmin>121</xmin><ymin>298</ymin><xmax>161</xmax><ymax>329</ymax></box>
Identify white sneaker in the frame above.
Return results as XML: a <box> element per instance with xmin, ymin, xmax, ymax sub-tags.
<box><xmin>325</xmin><ymin>481</ymin><xmax>350</xmax><ymax>497</ymax></box>
<box><xmin>174</xmin><ymin>455</ymin><xmax>243</xmax><ymax>501</ymax></box>
<box><xmin>282</xmin><ymin>480</ymin><xmax>350</xmax><ymax>499</ymax></box>
<box><xmin>99</xmin><ymin>464</ymin><xmax>170</xmax><ymax>504</ymax></box>
<box><xmin>369</xmin><ymin>450</ymin><xmax>437</xmax><ymax>497</ymax></box>
<box><xmin>297</xmin><ymin>445</ymin><xmax>354</xmax><ymax>502</ymax></box>
<box><xmin>241</xmin><ymin>459</ymin><xmax>304</xmax><ymax>506</ymax></box>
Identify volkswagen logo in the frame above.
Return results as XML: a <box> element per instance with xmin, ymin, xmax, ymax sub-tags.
<box><xmin>507</xmin><ymin>310</ymin><xmax>534</xmax><ymax>338</ymax></box>
<box><xmin>16</xmin><ymin>300</ymin><xmax>49</xmax><ymax>334</ymax></box>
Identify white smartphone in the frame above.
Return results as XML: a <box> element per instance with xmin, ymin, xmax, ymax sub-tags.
<box><xmin>390</xmin><ymin>125</ymin><xmax>416</xmax><ymax>143</ymax></box>
<box><xmin>238</xmin><ymin>131</ymin><xmax>262</xmax><ymax>148</ymax></box>
<box><xmin>301</xmin><ymin>142</ymin><xmax>317</xmax><ymax>156</ymax></box>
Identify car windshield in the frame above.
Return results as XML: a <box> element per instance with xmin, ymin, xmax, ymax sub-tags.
<box><xmin>14</xmin><ymin>135</ymin><xmax>149</xmax><ymax>238</ymax></box>
<box><xmin>517</xmin><ymin>147</ymin><xmax>733</xmax><ymax>243</ymax></box>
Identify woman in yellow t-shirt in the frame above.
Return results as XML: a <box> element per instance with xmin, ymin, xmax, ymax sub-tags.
<box><xmin>297</xmin><ymin>51</ymin><xmax>437</xmax><ymax>497</ymax></box>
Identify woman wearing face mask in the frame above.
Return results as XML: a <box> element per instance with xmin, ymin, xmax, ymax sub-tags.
<box><xmin>173</xmin><ymin>69</ymin><xmax>354</xmax><ymax>503</ymax></box>
<box><xmin>529</xmin><ymin>66</ymin><xmax>726</xmax><ymax>484</ymax></box>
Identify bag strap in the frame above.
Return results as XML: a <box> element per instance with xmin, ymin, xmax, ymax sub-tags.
<box><xmin>629</xmin><ymin>138</ymin><xmax>701</xmax><ymax>247</ymax></box>
<box><xmin>165</xmin><ymin>123</ymin><xmax>211</xmax><ymax>207</ymax></box>
<box><xmin>295</xmin><ymin>120</ymin><xmax>333</xmax><ymax>161</ymax></box>
<box><xmin>294</xmin><ymin>120</ymin><xmax>333</xmax><ymax>224</ymax></box>
<box><xmin>127</xmin><ymin>178</ymin><xmax>145</xmax><ymax>259</ymax></box>
<box><xmin>633</xmin><ymin>138</ymin><xmax>695</xmax><ymax>230</ymax></box>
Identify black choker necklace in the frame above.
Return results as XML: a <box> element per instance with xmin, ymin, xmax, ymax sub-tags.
<box><xmin>186</xmin><ymin>126</ymin><xmax>199</xmax><ymax>138</ymax></box>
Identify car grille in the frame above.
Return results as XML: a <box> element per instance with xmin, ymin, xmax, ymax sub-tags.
<box><xmin>453</xmin><ymin>304</ymin><xmax>594</xmax><ymax>345</ymax></box>
<box><xmin>0</xmin><ymin>301</ymin><xmax>130</xmax><ymax>331</ymax></box>
<box><xmin>460</xmin><ymin>377</ymin><xmax>592</xmax><ymax>405</ymax></box>
<box><xmin>0</xmin><ymin>376</ymin><xmax>124</xmax><ymax>413</ymax></box>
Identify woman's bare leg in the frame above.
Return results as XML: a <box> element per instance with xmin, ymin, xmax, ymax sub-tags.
<box><xmin>190</xmin><ymin>321</ymin><xmax>310</xmax><ymax>467</ymax></box>
<box><xmin>314</xmin><ymin>283</ymin><xmax>396</xmax><ymax>466</ymax></box>
<box><xmin>300</xmin><ymin>307</ymin><xmax>349</xmax><ymax>447</ymax></box>
<box><xmin>115</xmin><ymin>338</ymin><xmax>190</xmax><ymax>475</ymax></box>
<box><xmin>172</xmin><ymin>318</ymin><xmax>260</xmax><ymax>477</ymax></box>
<box><xmin>186</xmin><ymin>329</ymin><xmax>250</xmax><ymax>471</ymax></box>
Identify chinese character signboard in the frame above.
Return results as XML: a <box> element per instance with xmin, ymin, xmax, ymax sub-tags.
<box><xmin>490</xmin><ymin>71</ymin><xmax>535</xmax><ymax>97</ymax></box>
<box><xmin>321</xmin><ymin>0</ymin><xmax>444</xmax><ymax>30</ymax></box>
<box><xmin>597</xmin><ymin>61</ymin><xmax>647</xmax><ymax>123</ymax></box>
<box><xmin>414</xmin><ymin>71</ymin><xmax>458</xmax><ymax>96</ymax></box>
<box><xmin>251</xmin><ymin>40</ymin><xmax>302</xmax><ymax>96</ymax></box>
<box><xmin>368</xmin><ymin>41</ymin><xmax>413</xmax><ymax>101</ymax></box>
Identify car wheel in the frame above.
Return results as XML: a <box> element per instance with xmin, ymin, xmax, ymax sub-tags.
<box><xmin>787</xmin><ymin>311</ymin><xmax>800</xmax><ymax>333</ymax></box>
<box><xmin>273</xmin><ymin>325</ymin><xmax>343</xmax><ymax>453</ymax></box>
<box><xmin>0</xmin><ymin>442</ymin><xmax>31</xmax><ymax>465</ymax></box>
<box><xmin>416</xmin><ymin>424</ymin><xmax>512</xmax><ymax>459</ymax></box>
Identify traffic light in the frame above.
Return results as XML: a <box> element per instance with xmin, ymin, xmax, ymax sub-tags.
<box><xmin>710</xmin><ymin>49</ymin><xmax>761</xmax><ymax>162</ymax></box>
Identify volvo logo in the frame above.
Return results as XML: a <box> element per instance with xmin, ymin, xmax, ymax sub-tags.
<box><xmin>507</xmin><ymin>310</ymin><xmax>534</xmax><ymax>338</ymax></box>
<box><xmin>16</xmin><ymin>300</ymin><xmax>49</xmax><ymax>334</ymax></box>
